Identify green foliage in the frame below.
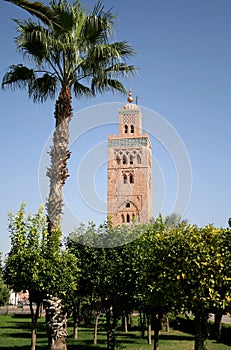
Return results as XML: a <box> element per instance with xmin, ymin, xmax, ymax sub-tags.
<box><xmin>4</xmin><ymin>203</ymin><xmax>78</xmax><ymax>302</ymax></box>
<box><xmin>2</xmin><ymin>0</ymin><xmax>136</xmax><ymax>101</ymax></box>
<box><xmin>0</xmin><ymin>254</ymin><xmax>9</xmax><ymax>306</ymax></box>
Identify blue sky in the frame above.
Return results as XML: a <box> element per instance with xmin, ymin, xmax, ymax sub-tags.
<box><xmin>1</xmin><ymin>0</ymin><xmax>231</xmax><ymax>255</ymax></box>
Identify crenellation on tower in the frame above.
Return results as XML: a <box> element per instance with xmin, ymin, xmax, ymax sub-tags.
<box><xmin>107</xmin><ymin>90</ymin><xmax>153</xmax><ymax>226</ymax></box>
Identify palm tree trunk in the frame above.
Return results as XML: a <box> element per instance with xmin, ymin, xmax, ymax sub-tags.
<box><xmin>45</xmin><ymin>296</ymin><xmax>67</xmax><ymax>350</ymax></box>
<box><xmin>45</xmin><ymin>85</ymin><xmax>72</xmax><ymax>350</ymax></box>
<box><xmin>46</xmin><ymin>85</ymin><xmax>72</xmax><ymax>233</ymax></box>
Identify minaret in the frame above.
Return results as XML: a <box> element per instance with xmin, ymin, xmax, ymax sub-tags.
<box><xmin>107</xmin><ymin>89</ymin><xmax>152</xmax><ymax>225</ymax></box>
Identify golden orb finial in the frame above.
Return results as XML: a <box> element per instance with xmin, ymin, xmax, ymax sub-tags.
<box><xmin>127</xmin><ymin>88</ymin><xmax>133</xmax><ymax>103</ymax></box>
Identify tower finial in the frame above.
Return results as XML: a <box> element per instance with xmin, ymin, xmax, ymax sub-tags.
<box><xmin>127</xmin><ymin>88</ymin><xmax>133</xmax><ymax>103</ymax></box>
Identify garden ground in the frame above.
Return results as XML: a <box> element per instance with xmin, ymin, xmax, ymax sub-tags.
<box><xmin>0</xmin><ymin>314</ymin><xmax>231</xmax><ymax>349</ymax></box>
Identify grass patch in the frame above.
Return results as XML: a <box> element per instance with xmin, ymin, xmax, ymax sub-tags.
<box><xmin>0</xmin><ymin>314</ymin><xmax>231</xmax><ymax>349</ymax></box>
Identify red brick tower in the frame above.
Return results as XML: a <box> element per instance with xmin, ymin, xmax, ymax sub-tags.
<box><xmin>107</xmin><ymin>90</ymin><xmax>152</xmax><ymax>225</ymax></box>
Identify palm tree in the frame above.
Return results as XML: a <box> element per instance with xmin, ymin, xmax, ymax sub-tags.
<box><xmin>3</xmin><ymin>0</ymin><xmax>136</xmax><ymax>233</ymax></box>
<box><xmin>3</xmin><ymin>1</ymin><xmax>136</xmax><ymax>349</ymax></box>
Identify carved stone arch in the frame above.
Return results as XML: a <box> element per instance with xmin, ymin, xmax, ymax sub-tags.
<box><xmin>137</xmin><ymin>153</ymin><xmax>142</xmax><ymax>164</ymax></box>
<box><xmin>122</xmin><ymin>154</ymin><xmax>127</xmax><ymax>164</ymax></box>
<box><xmin>129</xmin><ymin>154</ymin><xmax>134</xmax><ymax>164</ymax></box>
<box><xmin>118</xmin><ymin>200</ymin><xmax>139</xmax><ymax>213</ymax></box>
<box><xmin>129</xmin><ymin>173</ymin><xmax>134</xmax><ymax>183</ymax></box>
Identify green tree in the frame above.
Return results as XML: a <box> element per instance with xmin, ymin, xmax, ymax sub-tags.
<box><xmin>4</xmin><ymin>203</ymin><xmax>78</xmax><ymax>350</ymax></box>
<box><xmin>0</xmin><ymin>254</ymin><xmax>9</xmax><ymax>307</ymax></box>
<box><xmin>66</xmin><ymin>221</ymin><xmax>146</xmax><ymax>350</ymax></box>
<box><xmin>136</xmin><ymin>217</ymin><xmax>170</xmax><ymax>350</ymax></box>
<box><xmin>146</xmin><ymin>223</ymin><xmax>231</xmax><ymax>350</ymax></box>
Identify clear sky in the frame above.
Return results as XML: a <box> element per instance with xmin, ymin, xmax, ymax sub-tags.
<box><xmin>1</xmin><ymin>0</ymin><xmax>231</xmax><ymax>255</ymax></box>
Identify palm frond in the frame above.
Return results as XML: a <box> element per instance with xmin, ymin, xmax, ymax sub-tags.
<box><xmin>2</xmin><ymin>64</ymin><xmax>34</xmax><ymax>90</ymax></box>
<box><xmin>105</xmin><ymin>63</ymin><xmax>137</xmax><ymax>77</ymax></box>
<box><xmin>83</xmin><ymin>0</ymin><xmax>114</xmax><ymax>44</ymax></box>
<box><xmin>3</xmin><ymin>0</ymin><xmax>136</xmax><ymax>103</ymax></box>
<box><xmin>72</xmin><ymin>80</ymin><xmax>93</xmax><ymax>98</ymax></box>
<box><xmin>91</xmin><ymin>77</ymin><xmax>127</xmax><ymax>95</ymax></box>
<box><xmin>87</xmin><ymin>41</ymin><xmax>136</xmax><ymax>65</ymax></box>
<box><xmin>15</xmin><ymin>19</ymin><xmax>50</xmax><ymax>64</ymax></box>
<box><xmin>5</xmin><ymin>0</ymin><xmax>59</xmax><ymax>27</ymax></box>
<box><xmin>28</xmin><ymin>73</ymin><xmax>58</xmax><ymax>102</ymax></box>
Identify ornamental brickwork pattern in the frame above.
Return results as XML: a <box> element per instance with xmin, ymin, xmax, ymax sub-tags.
<box><xmin>107</xmin><ymin>94</ymin><xmax>152</xmax><ymax>226</ymax></box>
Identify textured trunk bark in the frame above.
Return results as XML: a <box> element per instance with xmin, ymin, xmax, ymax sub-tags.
<box><xmin>46</xmin><ymin>85</ymin><xmax>72</xmax><ymax>233</ymax></box>
<box><xmin>45</xmin><ymin>85</ymin><xmax>72</xmax><ymax>350</ymax></box>
<box><xmin>45</xmin><ymin>296</ymin><xmax>67</xmax><ymax>350</ymax></box>
<box><xmin>194</xmin><ymin>312</ymin><xmax>208</xmax><ymax>350</ymax></box>
<box><xmin>30</xmin><ymin>300</ymin><xmax>41</xmax><ymax>350</ymax></box>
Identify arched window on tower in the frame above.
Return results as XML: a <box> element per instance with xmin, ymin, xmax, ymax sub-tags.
<box><xmin>116</xmin><ymin>156</ymin><xmax>120</xmax><ymax>165</ymax></box>
<box><xmin>124</xmin><ymin>125</ymin><xmax>128</xmax><ymax>133</ymax></box>
<box><xmin>137</xmin><ymin>154</ymin><xmax>142</xmax><ymax>164</ymax></box>
<box><xmin>126</xmin><ymin>214</ymin><xmax>130</xmax><ymax>223</ymax></box>
<box><xmin>129</xmin><ymin>174</ymin><xmax>134</xmax><ymax>184</ymax></box>
<box><xmin>126</xmin><ymin>202</ymin><xmax>130</xmax><ymax>208</ymax></box>
<box><xmin>123</xmin><ymin>174</ymin><xmax>128</xmax><ymax>184</ymax></box>
<box><xmin>121</xmin><ymin>214</ymin><xmax>125</xmax><ymax>223</ymax></box>
<box><xmin>130</xmin><ymin>155</ymin><xmax>134</xmax><ymax>164</ymax></box>
<box><xmin>130</xmin><ymin>125</ymin><xmax>134</xmax><ymax>133</ymax></box>
<box><xmin>122</xmin><ymin>155</ymin><xmax>127</xmax><ymax>164</ymax></box>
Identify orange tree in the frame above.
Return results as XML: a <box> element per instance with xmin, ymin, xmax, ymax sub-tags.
<box><xmin>4</xmin><ymin>203</ymin><xmax>78</xmax><ymax>350</ymax></box>
<box><xmin>143</xmin><ymin>223</ymin><xmax>231</xmax><ymax>350</ymax></box>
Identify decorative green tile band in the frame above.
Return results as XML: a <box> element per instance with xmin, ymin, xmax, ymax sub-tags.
<box><xmin>108</xmin><ymin>137</ymin><xmax>148</xmax><ymax>147</ymax></box>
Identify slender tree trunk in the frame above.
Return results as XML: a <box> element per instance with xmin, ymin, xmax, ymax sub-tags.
<box><xmin>165</xmin><ymin>314</ymin><xmax>169</xmax><ymax>332</ymax></box>
<box><xmin>153</xmin><ymin>314</ymin><xmax>162</xmax><ymax>350</ymax></box>
<box><xmin>147</xmin><ymin>314</ymin><xmax>152</xmax><ymax>345</ymax></box>
<box><xmin>194</xmin><ymin>312</ymin><xmax>208</xmax><ymax>350</ymax></box>
<box><xmin>106</xmin><ymin>306</ymin><xmax>115</xmax><ymax>350</ymax></box>
<box><xmin>123</xmin><ymin>314</ymin><xmax>128</xmax><ymax>333</ymax></box>
<box><xmin>73</xmin><ymin>307</ymin><xmax>78</xmax><ymax>340</ymax></box>
<box><xmin>45</xmin><ymin>85</ymin><xmax>72</xmax><ymax>350</ymax></box>
<box><xmin>93</xmin><ymin>313</ymin><xmax>99</xmax><ymax>345</ymax></box>
<box><xmin>214</xmin><ymin>311</ymin><xmax>222</xmax><ymax>340</ymax></box>
<box><xmin>30</xmin><ymin>300</ymin><xmax>41</xmax><ymax>350</ymax></box>
<box><xmin>139</xmin><ymin>310</ymin><xmax>145</xmax><ymax>338</ymax></box>
<box><xmin>128</xmin><ymin>313</ymin><xmax>132</xmax><ymax>330</ymax></box>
